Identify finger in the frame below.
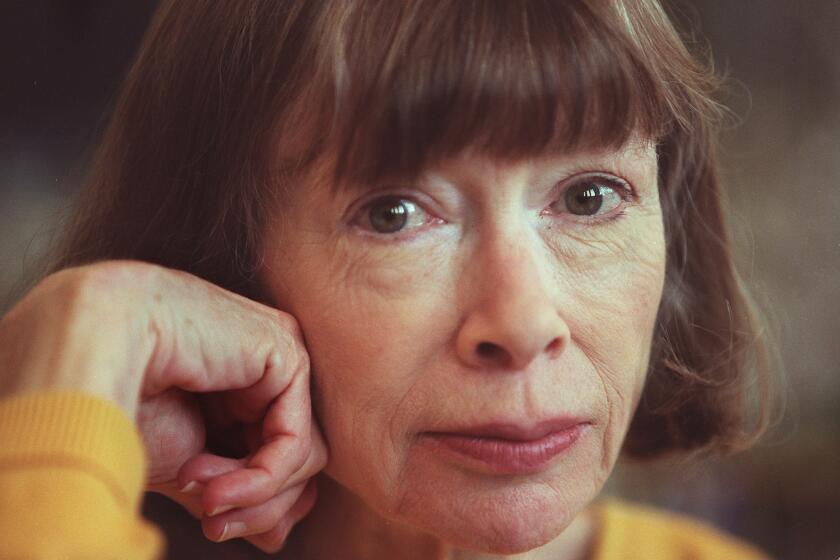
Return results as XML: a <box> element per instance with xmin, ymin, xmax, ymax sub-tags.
<box><xmin>275</xmin><ymin>420</ymin><xmax>328</xmax><ymax>488</ymax></box>
<box><xmin>146</xmin><ymin>480</ymin><xmax>206</xmax><ymax>519</ymax></box>
<box><xmin>250</xmin><ymin>355</ymin><xmax>315</xmax><ymax>477</ymax></box>
<box><xmin>140</xmin><ymin>277</ymin><xmax>308</xmax><ymax>399</ymax></box>
<box><xmin>224</xmin><ymin>344</ymin><xmax>309</xmax><ymax>424</ymax></box>
<box><xmin>199</xmin><ymin>420</ymin><xmax>326</xmax><ymax>516</ymax></box>
<box><xmin>179</xmin><ymin>421</ymin><xmax>324</xmax><ymax>492</ymax></box>
<box><xmin>177</xmin><ymin>453</ymin><xmax>245</xmax><ymax>490</ymax></box>
<box><xmin>202</xmin><ymin>364</ymin><xmax>315</xmax><ymax>513</ymax></box>
<box><xmin>201</xmin><ymin>478</ymin><xmax>312</xmax><ymax>543</ymax></box>
<box><xmin>245</xmin><ymin>478</ymin><xmax>319</xmax><ymax>554</ymax></box>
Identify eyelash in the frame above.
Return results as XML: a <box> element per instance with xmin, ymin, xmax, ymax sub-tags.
<box><xmin>350</xmin><ymin>173</ymin><xmax>636</xmax><ymax>241</ymax></box>
<box><xmin>546</xmin><ymin>173</ymin><xmax>635</xmax><ymax>222</ymax></box>
<box><xmin>350</xmin><ymin>194</ymin><xmax>441</xmax><ymax>242</ymax></box>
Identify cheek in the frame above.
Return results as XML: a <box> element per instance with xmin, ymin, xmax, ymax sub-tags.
<box><xmin>558</xmin><ymin>218</ymin><xmax>666</xmax><ymax>467</ymax></box>
<box><xmin>267</xmin><ymin>236</ymin><xmax>460</xmax><ymax>491</ymax></box>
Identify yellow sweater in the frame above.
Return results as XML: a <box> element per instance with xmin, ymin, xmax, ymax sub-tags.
<box><xmin>0</xmin><ymin>393</ymin><xmax>769</xmax><ymax>559</ymax></box>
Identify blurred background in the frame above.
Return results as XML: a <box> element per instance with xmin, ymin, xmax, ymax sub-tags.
<box><xmin>1</xmin><ymin>2</ymin><xmax>838</xmax><ymax>559</ymax></box>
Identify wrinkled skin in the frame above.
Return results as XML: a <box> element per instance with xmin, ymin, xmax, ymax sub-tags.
<box><xmin>260</xmin><ymin>141</ymin><xmax>666</xmax><ymax>558</ymax></box>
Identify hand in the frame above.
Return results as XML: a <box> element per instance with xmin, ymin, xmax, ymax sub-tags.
<box><xmin>0</xmin><ymin>260</ymin><xmax>328</xmax><ymax>553</ymax></box>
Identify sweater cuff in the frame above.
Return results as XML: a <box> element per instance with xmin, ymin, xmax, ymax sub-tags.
<box><xmin>0</xmin><ymin>392</ymin><xmax>146</xmax><ymax>510</ymax></box>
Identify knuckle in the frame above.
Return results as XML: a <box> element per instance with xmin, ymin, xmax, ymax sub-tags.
<box><xmin>293</xmin><ymin>346</ymin><xmax>311</xmax><ymax>378</ymax></box>
<box><xmin>266</xmin><ymin>312</ymin><xmax>310</xmax><ymax>377</ymax></box>
<box><xmin>307</xmin><ymin>436</ymin><xmax>329</xmax><ymax>472</ymax></box>
<box><xmin>315</xmin><ymin>447</ymin><xmax>329</xmax><ymax>471</ymax></box>
<box><xmin>268</xmin><ymin>307</ymin><xmax>303</xmax><ymax>338</ymax></box>
<box><xmin>274</xmin><ymin>311</ymin><xmax>304</xmax><ymax>346</ymax></box>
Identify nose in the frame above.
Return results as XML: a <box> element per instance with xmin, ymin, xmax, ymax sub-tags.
<box><xmin>455</xmin><ymin>231</ymin><xmax>570</xmax><ymax>371</ymax></box>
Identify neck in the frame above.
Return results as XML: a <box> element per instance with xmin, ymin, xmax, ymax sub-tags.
<box><xmin>280</xmin><ymin>475</ymin><xmax>597</xmax><ymax>560</ymax></box>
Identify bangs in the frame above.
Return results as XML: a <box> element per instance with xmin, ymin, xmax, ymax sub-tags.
<box><xmin>312</xmin><ymin>0</ymin><xmax>675</xmax><ymax>190</ymax></box>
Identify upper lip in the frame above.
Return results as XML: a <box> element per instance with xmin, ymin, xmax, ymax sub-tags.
<box><xmin>427</xmin><ymin>417</ymin><xmax>589</xmax><ymax>441</ymax></box>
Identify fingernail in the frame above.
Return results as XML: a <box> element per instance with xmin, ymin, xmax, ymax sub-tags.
<box><xmin>180</xmin><ymin>481</ymin><xmax>203</xmax><ymax>494</ymax></box>
<box><xmin>218</xmin><ymin>522</ymin><xmax>229</xmax><ymax>542</ymax></box>
<box><xmin>224</xmin><ymin>521</ymin><xmax>247</xmax><ymax>540</ymax></box>
<box><xmin>209</xmin><ymin>504</ymin><xmax>234</xmax><ymax>516</ymax></box>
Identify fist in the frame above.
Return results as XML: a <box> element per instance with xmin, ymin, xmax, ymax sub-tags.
<box><xmin>0</xmin><ymin>261</ymin><xmax>328</xmax><ymax>552</ymax></box>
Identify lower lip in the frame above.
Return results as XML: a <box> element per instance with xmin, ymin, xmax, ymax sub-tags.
<box><xmin>423</xmin><ymin>424</ymin><xmax>586</xmax><ymax>475</ymax></box>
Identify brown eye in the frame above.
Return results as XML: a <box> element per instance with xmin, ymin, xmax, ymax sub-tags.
<box><xmin>562</xmin><ymin>179</ymin><xmax>625</xmax><ymax>216</ymax></box>
<box><xmin>366</xmin><ymin>197</ymin><xmax>421</xmax><ymax>234</ymax></box>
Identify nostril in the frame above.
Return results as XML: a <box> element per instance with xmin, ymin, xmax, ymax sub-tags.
<box><xmin>545</xmin><ymin>337</ymin><xmax>563</xmax><ymax>355</ymax></box>
<box><xmin>476</xmin><ymin>342</ymin><xmax>501</xmax><ymax>359</ymax></box>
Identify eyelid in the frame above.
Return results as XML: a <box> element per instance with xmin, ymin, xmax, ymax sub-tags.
<box><xmin>543</xmin><ymin>171</ymin><xmax>636</xmax><ymax>221</ymax></box>
<box><xmin>346</xmin><ymin>171</ymin><xmax>637</xmax><ymax>237</ymax></box>
<box><xmin>348</xmin><ymin>191</ymin><xmax>440</xmax><ymax>239</ymax></box>
<box><xmin>555</xmin><ymin>171</ymin><xmax>636</xmax><ymax>200</ymax></box>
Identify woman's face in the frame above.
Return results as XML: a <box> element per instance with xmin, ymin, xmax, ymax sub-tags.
<box><xmin>260</xmin><ymin>140</ymin><xmax>666</xmax><ymax>552</ymax></box>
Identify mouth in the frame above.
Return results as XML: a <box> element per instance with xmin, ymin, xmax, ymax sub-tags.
<box><xmin>421</xmin><ymin>418</ymin><xmax>590</xmax><ymax>475</ymax></box>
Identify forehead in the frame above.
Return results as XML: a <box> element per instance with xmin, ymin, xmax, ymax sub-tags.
<box><xmin>297</xmin><ymin>1</ymin><xmax>674</xmax><ymax>195</ymax></box>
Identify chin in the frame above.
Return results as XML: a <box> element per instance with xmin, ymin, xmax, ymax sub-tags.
<box><xmin>449</xmin><ymin>517</ymin><xmax>567</xmax><ymax>554</ymax></box>
<box><xmin>394</xmin><ymin>479</ymin><xmax>581</xmax><ymax>554</ymax></box>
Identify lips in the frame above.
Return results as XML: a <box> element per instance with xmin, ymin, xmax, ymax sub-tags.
<box><xmin>422</xmin><ymin>418</ymin><xmax>589</xmax><ymax>475</ymax></box>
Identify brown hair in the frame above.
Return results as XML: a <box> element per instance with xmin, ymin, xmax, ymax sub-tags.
<box><xmin>49</xmin><ymin>0</ymin><xmax>775</xmax><ymax>458</ymax></box>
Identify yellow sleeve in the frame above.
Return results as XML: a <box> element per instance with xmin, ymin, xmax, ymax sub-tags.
<box><xmin>0</xmin><ymin>392</ymin><xmax>164</xmax><ymax>559</ymax></box>
<box><xmin>592</xmin><ymin>499</ymin><xmax>770</xmax><ymax>560</ymax></box>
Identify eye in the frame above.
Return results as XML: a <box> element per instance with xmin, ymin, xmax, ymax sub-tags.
<box><xmin>553</xmin><ymin>175</ymin><xmax>630</xmax><ymax>217</ymax></box>
<box><xmin>358</xmin><ymin>196</ymin><xmax>432</xmax><ymax>235</ymax></box>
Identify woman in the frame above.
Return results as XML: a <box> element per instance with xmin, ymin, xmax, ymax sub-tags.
<box><xmin>0</xmin><ymin>1</ymin><xmax>774</xmax><ymax>558</ymax></box>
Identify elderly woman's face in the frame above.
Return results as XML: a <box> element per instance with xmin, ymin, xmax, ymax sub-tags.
<box><xmin>261</xmin><ymin>141</ymin><xmax>665</xmax><ymax>551</ymax></box>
